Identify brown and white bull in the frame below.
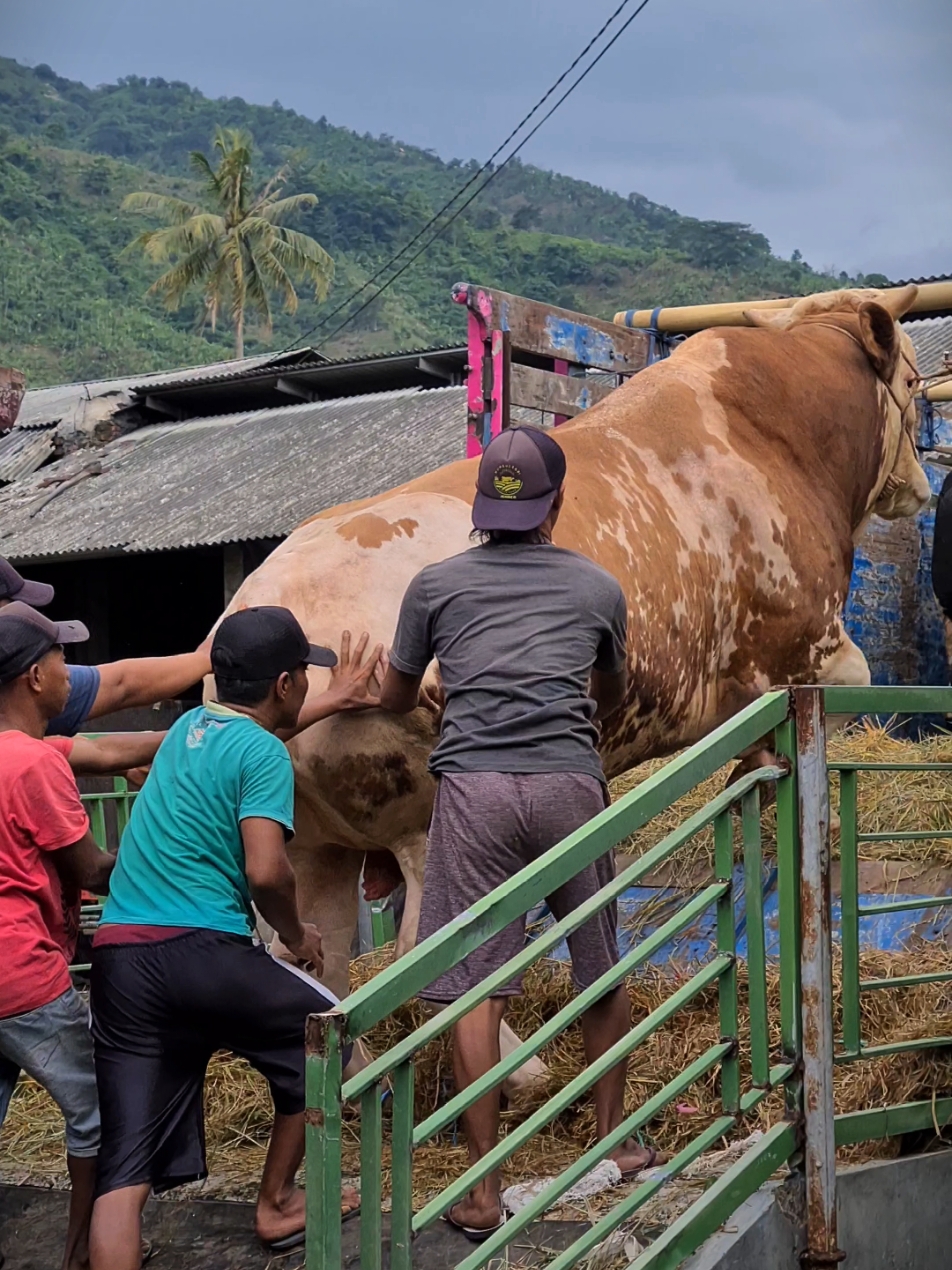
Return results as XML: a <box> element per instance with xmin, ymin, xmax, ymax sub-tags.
<box><xmin>224</xmin><ymin>286</ymin><xmax>928</xmax><ymax>1013</ymax></box>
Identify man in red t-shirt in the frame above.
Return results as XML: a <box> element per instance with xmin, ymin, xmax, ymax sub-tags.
<box><xmin>0</xmin><ymin>603</ymin><xmax>162</xmax><ymax>1270</ymax></box>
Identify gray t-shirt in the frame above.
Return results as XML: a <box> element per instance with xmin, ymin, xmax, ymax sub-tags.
<box><xmin>390</xmin><ymin>542</ymin><xmax>627</xmax><ymax>778</ymax></box>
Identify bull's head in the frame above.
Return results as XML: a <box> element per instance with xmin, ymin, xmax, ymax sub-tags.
<box><xmin>746</xmin><ymin>284</ymin><xmax>930</xmax><ymax>522</ymax></box>
<box><xmin>860</xmin><ymin>291</ymin><xmax>930</xmax><ymax>520</ymax></box>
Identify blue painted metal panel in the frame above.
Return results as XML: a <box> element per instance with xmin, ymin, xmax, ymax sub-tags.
<box><xmin>530</xmin><ymin>866</ymin><xmax>952</xmax><ymax>971</ymax></box>
<box><xmin>843</xmin><ymin>404</ymin><xmax>952</xmax><ymax>734</ymax></box>
<box><xmin>543</xmin><ymin>316</ymin><xmax>620</xmax><ymax>371</ymax></box>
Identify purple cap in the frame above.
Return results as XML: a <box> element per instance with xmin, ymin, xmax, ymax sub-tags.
<box><xmin>0</xmin><ymin>555</ymin><xmax>54</xmax><ymax>608</ymax></box>
<box><xmin>472</xmin><ymin>426</ymin><xmax>567</xmax><ymax>532</ymax></box>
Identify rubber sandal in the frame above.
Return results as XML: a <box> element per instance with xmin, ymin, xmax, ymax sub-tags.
<box><xmin>443</xmin><ymin>1204</ymin><xmax>506</xmax><ymax>1244</ymax></box>
<box><xmin>267</xmin><ymin>1229</ymin><xmax>307</xmax><ymax>1253</ymax></box>
<box><xmin>140</xmin><ymin>1239</ymin><xmax>155</xmax><ymax>1265</ymax></box>
<box><xmin>266</xmin><ymin>1203</ymin><xmax>360</xmax><ymax>1252</ymax></box>
<box><xmin>620</xmin><ymin>1146</ymin><xmax>669</xmax><ymax>1181</ymax></box>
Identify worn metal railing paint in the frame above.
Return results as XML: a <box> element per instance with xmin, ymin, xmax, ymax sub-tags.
<box><xmin>303</xmin><ymin>684</ymin><xmax>952</xmax><ymax>1269</ymax></box>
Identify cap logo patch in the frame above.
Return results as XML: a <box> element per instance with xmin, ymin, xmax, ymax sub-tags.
<box><xmin>493</xmin><ymin>464</ymin><xmax>523</xmax><ymax>499</ymax></box>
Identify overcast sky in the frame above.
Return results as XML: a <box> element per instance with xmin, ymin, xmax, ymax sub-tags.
<box><xmin>5</xmin><ymin>0</ymin><xmax>951</xmax><ymax>279</ymax></box>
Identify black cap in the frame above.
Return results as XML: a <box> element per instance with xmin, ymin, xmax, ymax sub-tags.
<box><xmin>211</xmin><ymin>606</ymin><xmax>337</xmax><ymax>682</ymax></box>
<box><xmin>0</xmin><ymin>601</ymin><xmax>89</xmax><ymax>686</ymax></box>
<box><xmin>0</xmin><ymin>555</ymin><xmax>54</xmax><ymax>608</ymax></box>
<box><xmin>472</xmin><ymin>425</ymin><xmax>567</xmax><ymax>532</ymax></box>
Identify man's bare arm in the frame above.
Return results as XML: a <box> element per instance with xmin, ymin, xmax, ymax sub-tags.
<box><xmin>379</xmin><ymin>665</ymin><xmax>425</xmax><ymax>715</ymax></box>
<box><xmin>241</xmin><ymin>817</ymin><xmax>324</xmax><ymax>972</ymax></box>
<box><xmin>591</xmin><ymin>668</ymin><xmax>628</xmax><ymax>721</ymax></box>
<box><xmin>87</xmin><ymin>647</ymin><xmax>211</xmax><ymax>718</ymax></box>
<box><xmin>66</xmin><ymin>732</ymin><xmax>166</xmax><ymax>775</ymax></box>
<box><xmin>52</xmin><ymin>831</ymin><xmax>116</xmax><ymax>894</ymax></box>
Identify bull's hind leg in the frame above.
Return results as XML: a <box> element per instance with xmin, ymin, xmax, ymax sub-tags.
<box><xmin>274</xmin><ymin>838</ymin><xmax>364</xmax><ymax>1001</ymax></box>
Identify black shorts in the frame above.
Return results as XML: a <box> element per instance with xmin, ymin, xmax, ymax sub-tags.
<box><xmin>90</xmin><ymin>928</ymin><xmax>342</xmax><ymax>1197</ymax></box>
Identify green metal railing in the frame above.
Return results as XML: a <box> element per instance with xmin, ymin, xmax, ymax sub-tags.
<box><xmin>74</xmin><ymin>778</ymin><xmax>137</xmax><ymax>967</ymax></box>
<box><xmin>304</xmin><ymin>685</ymin><xmax>952</xmax><ymax>1270</ymax></box>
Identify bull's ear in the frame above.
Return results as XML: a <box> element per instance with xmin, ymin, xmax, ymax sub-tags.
<box><xmin>881</xmin><ymin>283</ymin><xmax>918</xmax><ymax>320</ymax></box>
<box><xmin>857</xmin><ymin>300</ymin><xmax>900</xmax><ymax>379</ymax></box>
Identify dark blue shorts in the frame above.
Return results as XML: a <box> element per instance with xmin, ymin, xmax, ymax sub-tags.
<box><xmin>90</xmin><ymin>928</ymin><xmax>341</xmax><ymax>1196</ymax></box>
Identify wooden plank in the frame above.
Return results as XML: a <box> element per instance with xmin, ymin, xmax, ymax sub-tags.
<box><xmin>453</xmin><ymin>282</ymin><xmax>648</xmax><ymax>373</ymax></box>
<box><xmin>509</xmin><ymin>362</ymin><xmax>616</xmax><ymax>417</ymax></box>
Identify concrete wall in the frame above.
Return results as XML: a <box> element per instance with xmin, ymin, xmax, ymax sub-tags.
<box><xmin>684</xmin><ymin>1149</ymin><xmax>952</xmax><ymax>1270</ymax></box>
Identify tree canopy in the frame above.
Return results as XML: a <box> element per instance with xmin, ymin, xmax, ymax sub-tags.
<box><xmin>122</xmin><ymin>127</ymin><xmax>333</xmax><ymax>356</ymax></box>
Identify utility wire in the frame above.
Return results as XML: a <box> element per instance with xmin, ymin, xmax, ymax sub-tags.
<box><xmin>313</xmin><ymin>0</ymin><xmax>652</xmax><ymax>349</ymax></box>
<box><xmin>268</xmin><ymin>0</ymin><xmax>651</xmax><ymax>360</ymax></box>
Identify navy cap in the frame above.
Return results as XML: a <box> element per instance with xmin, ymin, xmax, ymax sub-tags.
<box><xmin>212</xmin><ymin>606</ymin><xmax>337</xmax><ymax>682</ymax></box>
<box><xmin>0</xmin><ymin>601</ymin><xmax>89</xmax><ymax>686</ymax></box>
<box><xmin>472</xmin><ymin>426</ymin><xmax>567</xmax><ymax>532</ymax></box>
<box><xmin>0</xmin><ymin>555</ymin><xmax>54</xmax><ymax>608</ymax></box>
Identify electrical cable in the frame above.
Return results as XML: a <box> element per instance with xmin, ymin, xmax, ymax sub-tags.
<box><xmin>266</xmin><ymin>0</ymin><xmax>652</xmax><ymax>359</ymax></box>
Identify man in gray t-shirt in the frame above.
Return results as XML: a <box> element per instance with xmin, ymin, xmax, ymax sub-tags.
<box><xmin>381</xmin><ymin>425</ymin><xmax>661</xmax><ymax>1242</ymax></box>
<box><xmin>389</xmin><ymin>540</ymin><xmax>627</xmax><ymax>778</ymax></box>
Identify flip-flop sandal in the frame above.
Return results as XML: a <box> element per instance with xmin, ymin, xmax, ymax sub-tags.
<box><xmin>620</xmin><ymin>1146</ymin><xmax>668</xmax><ymax>1182</ymax></box>
<box><xmin>443</xmin><ymin>1204</ymin><xmax>506</xmax><ymax>1244</ymax></box>
<box><xmin>140</xmin><ymin>1239</ymin><xmax>155</xmax><ymax>1265</ymax></box>
<box><xmin>266</xmin><ymin>1203</ymin><xmax>361</xmax><ymax>1252</ymax></box>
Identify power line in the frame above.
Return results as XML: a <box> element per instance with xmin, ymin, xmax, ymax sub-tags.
<box><xmin>313</xmin><ymin>0</ymin><xmax>653</xmax><ymax>349</ymax></box>
<box><xmin>267</xmin><ymin>0</ymin><xmax>652</xmax><ymax>360</ymax></box>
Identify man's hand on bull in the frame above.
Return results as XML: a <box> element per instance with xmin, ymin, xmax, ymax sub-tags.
<box><xmin>327</xmin><ymin>630</ymin><xmax>387</xmax><ymax>711</ymax></box>
<box><xmin>284</xmin><ymin>922</ymin><xmax>324</xmax><ymax>976</ymax></box>
<box><xmin>276</xmin><ymin>630</ymin><xmax>386</xmax><ymax>739</ymax></box>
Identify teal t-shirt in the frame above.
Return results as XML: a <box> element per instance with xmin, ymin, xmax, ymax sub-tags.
<box><xmin>101</xmin><ymin>703</ymin><xmax>295</xmax><ymax>935</ymax></box>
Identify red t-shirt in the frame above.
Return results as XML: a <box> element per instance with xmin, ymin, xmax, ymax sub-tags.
<box><xmin>0</xmin><ymin>731</ymin><xmax>89</xmax><ymax>1019</ymax></box>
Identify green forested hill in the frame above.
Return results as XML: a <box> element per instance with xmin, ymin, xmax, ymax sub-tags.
<box><xmin>0</xmin><ymin>57</ymin><xmax>884</xmax><ymax>387</ymax></box>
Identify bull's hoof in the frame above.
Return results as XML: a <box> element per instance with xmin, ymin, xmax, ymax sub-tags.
<box><xmin>501</xmin><ymin>1067</ymin><xmax>553</xmax><ymax>1110</ymax></box>
<box><xmin>726</xmin><ymin>749</ymin><xmax>780</xmax><ymax>812</ymax></box>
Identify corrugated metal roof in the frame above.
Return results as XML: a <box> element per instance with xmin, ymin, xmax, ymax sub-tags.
<box><xmin>0</xmin><ymin>425</ymin><xmax>56</xmax><ymax>485</ymax></box>
<box><xmin>893</xmin><ymin>273</ymin><xmax>952</xmax><ymax>288</ymax></box>
<box><xmin>135</xmin><ymin>343</ymin><xmax>465</xmax><ymax>395</ymax></box>
<box><xmin>0</xmin><ymin>386</ymin><xmax>468</xmax><ymax>563</ymax></box>
<box><xmin>906</xmin><ymin>317</ymin><xmax>952</xmax><ymax>379</ymax></box>
<box><xmin>16</xmin><ymin>349</ymin><xmax>318</xmax><ymax>431</ymax></box>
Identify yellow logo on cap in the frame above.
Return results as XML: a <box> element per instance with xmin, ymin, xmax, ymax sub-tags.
<box><xmin>493</xmin><ymin>464</ymin><xmax>523</xmax><ymax>499</ymax></box>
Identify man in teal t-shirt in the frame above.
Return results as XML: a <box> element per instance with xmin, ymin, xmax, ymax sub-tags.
<box><xmin>89</xmin><ymin>607</ymin><xmax>381</xmax><ymax>1268</ymax></box>
<box><xmin>101</xmin><ymin>698</ymin><xmax>294</xmax><ymax>935</ymax></box>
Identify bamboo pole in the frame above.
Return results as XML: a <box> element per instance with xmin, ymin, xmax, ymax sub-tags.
<box><xmin>614</xmin><ymin>280</ymin><xmax>952</xmax><ymax>333</ymax></box>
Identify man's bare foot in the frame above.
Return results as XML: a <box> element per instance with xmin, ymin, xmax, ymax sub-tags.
<box><xmin>446</xmin><ymin>1195</ymin><xmax>503</xmax><ymax>1233</ymax></box>
<box><xmin>255</xmin><ymin>1184</ymin><xmax>359</xmax><ymax>1243</ymax></box>
<box><xmin>611</xmin><ymin>1140</ymin><xmax>668</xmax><ymax>1179</ymax></box>
<box><xmin>362</xmin><ymin>851</ymin><xmax>403</xmax><ymax>901</ymax></box>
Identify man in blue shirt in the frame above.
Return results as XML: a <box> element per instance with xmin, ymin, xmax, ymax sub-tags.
<box><xmin>88</xmin><ymin>607</ymin><xmax>369</xmax><ymax>1269</ymax></box>
<box><xmin>0</xmin><ymin>555</ymin><xmax>210</xmax><ymax>736</ymax></box>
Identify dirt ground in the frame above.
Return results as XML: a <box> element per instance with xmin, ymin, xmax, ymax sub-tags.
<box><xmin>0</xmin><ymin>1185</ymin><xmax>588</xmax><ymax>1270</ymax></box>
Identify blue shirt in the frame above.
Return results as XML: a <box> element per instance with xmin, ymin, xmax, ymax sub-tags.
<box><xmin>101</xmin><ymin>703</ymin><xmax>294</xmax><ymax>935</ymax></box>
<box><xmin>47</xmin><ymin>665</ymin><xmax>101</xmax><ymax>737</ymax></box>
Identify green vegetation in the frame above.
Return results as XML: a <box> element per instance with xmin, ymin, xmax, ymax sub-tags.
<box><xmin>0</xmin><ymin>56</ymin><xmax>877</xmax><ymax>388</ymax></box>
<box><xmin>123</xmin><ymin>127</ymin><xmax>333</xmax><ymax>358</ymax></box>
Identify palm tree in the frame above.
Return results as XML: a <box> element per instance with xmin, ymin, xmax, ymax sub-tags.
<box><xmin>122</xmin><ymin>128</ymin><xmax>333</xmax><ymax>358</ymax></box>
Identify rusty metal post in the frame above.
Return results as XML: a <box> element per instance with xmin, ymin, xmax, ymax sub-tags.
<box><xmin>795</xmin><ymin>687</ymin><xmax>845</xmax><ymax>1267</ymax></box>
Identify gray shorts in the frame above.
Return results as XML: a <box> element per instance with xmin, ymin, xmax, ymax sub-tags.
<box><xmin>416</xmin><ymin>771</ymin><xmax>618</xmax><ymax>1002</ymax></box>
<box><xmin>0</xmin><ymin>987</ymin><xmax>101</xmax><ymax>1157</ymax></box>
